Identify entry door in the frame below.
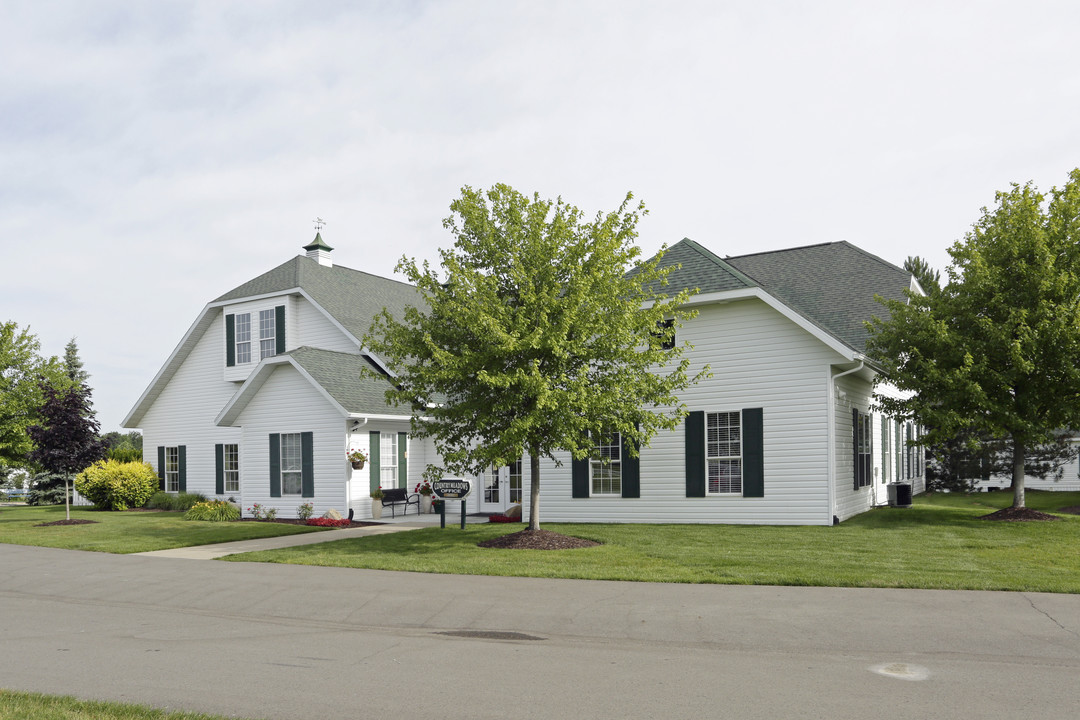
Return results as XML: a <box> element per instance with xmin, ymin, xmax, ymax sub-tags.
<box><xmin>478</xmin><ymin>460</ymin><xmax>523</xmax><ymax>513</ymax></box>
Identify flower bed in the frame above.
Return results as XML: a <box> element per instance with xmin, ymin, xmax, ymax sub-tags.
<box><xmin>488</xmin><ymin>513</ymin><xmax>521</xmax><ymax>523</ymax></box>
<box><xmin>306</xmin><ymin>517</ymin><xmax>352</xmax><ymax>527</ymax></box>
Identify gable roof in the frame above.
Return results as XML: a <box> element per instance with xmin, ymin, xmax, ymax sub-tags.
<box><xmin>216</xmin><ymin>347</ymin><xmax>410</xmax><ymax>426</ymax></box>
<box><xmin>656</xmin><ymin>238</ymin><xmax>912</xmax><ymax>355</ymax></box>
<box><xmin>215</xmin><ymin>255</ymin><xmax>422</xmax><ymax>342</ymax></box>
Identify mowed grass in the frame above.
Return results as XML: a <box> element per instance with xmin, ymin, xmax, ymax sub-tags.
<box><xmin>0</xmin><ymin>689</ymin><xmax>258</xmax><ymax>720</ymax></box>
<box><xmin>224</xmin><ymin>490</ymin><xmax>1080</xmax><ymax>593</ymax></box>
<box><xmin>0</xmin><ymin>505</ymin><xmax>322</xmax><ymax>554</ymax></box>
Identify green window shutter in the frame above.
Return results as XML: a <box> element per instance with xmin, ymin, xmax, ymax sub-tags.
<box><xmin>301</xmin><ymin>431</ymin><xmax>314</xmax><ymax>498</ymax></box>
<box><xmin>621</xmin><ymin>432</ymin><xmax>640</xmax><ymax>498</ymax></box>
<box><xmin>571</xmin><ymin>454</ymin><xmax>589</xmax><ymax>498</ymax></box>
<box><xmin>157</xmin><ymin>446</ymin><xmax>165</xmax><ymax>491</ymax></box>
<box><xmin>275</xmin><ymin>305</ymin><xmax>286</xmax><ymax>355</ymax></box>
<box><xmin>225</xmin><ymin>314</ymin><xmax>235</xmax><ymax>367</ymax></box>
<box><xmin>852</xmin><ymin>408</ymin><xmax>860</xmax><ymax>490</ymax></box>
<box><xmin>269</xmin><ymin>433</ymin><xmax>281</xmax><ymax>497</ymax></box>
<box><xmin>741</xmin><ymin>408</ymin><xmax>764</xmax><ymax>497</ymax></box>
<box><xmin>215</xmin><ymin>444</ymin><xmax>224</xmax><ymax>495</ymax></box>
<box><xmin>397</xmin><ymin>432</ymin><xmax>407</xmax><ymax>489</ymax></box>
<box><xmin>369</xmin><ymin>431</ymin><xmax>381</xmax><ymax>493</ymax></box>
<box><xmin>177</xmin><ymin>446</ymin><xmax>187</xmax><ymax>492</ymax></box>
<box><xmin>685</xmin><ymin>411</ymin><xmax>705</xmax><ymax>497</ymax></box>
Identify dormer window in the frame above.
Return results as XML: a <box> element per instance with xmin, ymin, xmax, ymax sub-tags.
<box><xmin>226</xmin><ymin>305</ymin><xmax>285</xmax><ymax>368</ymax></box>
<box><xmin>259</xmin><ymin>309</ymin><xmax>277</xmax><ymax>360</ymax></box>
<box><xmin>235</xmin><ymin>313</ymin><xmax>252</xmax><ymax>364</ymax></box>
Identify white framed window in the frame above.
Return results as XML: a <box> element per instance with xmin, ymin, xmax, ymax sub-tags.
<box><xmin>235</xmin><ymin>313</ymin><xmax>252</xmax><ymax>364</ymax></box>
<box><xmin>259</xmin><ymin>309</ymin><xmax>276</xmax><ymax>360</ymax></box>
<box><xmin>380</xmin><ymin>433</ymin><xmax>398</xmax><ymax>486</ymax></box>
<box><xmin>707</xmin><ymin>411</ymin><xmax>742</xmax><ymax>494</ymax></box>
<box><xmin>223</xmin><ymin>444</ymin><xmax>239</xmax><ymax>493</ymax></box>
<box><xmin>165</xmin><ymin>446</ymin><xmax>180</xmax><ymax>492</ymax></box>
<box><xmin>881</xmin><ymin>418</ymin><xmax>892</xmax><ymax>484</ymax></box>
<box><xmin>509</xmin><ymin>459</ymin><xmax>523</xmax><ymax>504</ymax></box>
<box><xmin>280</xmin><ymin>433</ymin><xmax>302</xmax><ymax>495</ymax></box>
<box><xmin>590</xmin><ymin>432</ymin><xmax>621</xmax><ymax>495</ymax></box>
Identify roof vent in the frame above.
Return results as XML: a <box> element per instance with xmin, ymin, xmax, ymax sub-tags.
<box><xmin>303</xmin><ymin>231</ymin><xmax>334</xmax><ymax>267</ymax></box>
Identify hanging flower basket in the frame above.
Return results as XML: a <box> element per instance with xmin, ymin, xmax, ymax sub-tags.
<box><xmin>347</xmin><ymin>449</ymin><xmax>368</xmax><ymax>470</ymax></box>
<box><xmin>351</xmin><ymin>460</ymin><xmax>365</xmax><ymax>470</ymax></box>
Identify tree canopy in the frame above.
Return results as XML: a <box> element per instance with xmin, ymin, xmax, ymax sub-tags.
<box><xmin>0</xmin><ymin>321</ymin><xmax>66</xmax><ymax>467</ymax></box>
<box><xmin>868</xmin><ymin>169</ymin><xmax>1080</xmax><ymax>508</ymax></box>
<box><xmin>364</xmin><ymin>184</ymin><xmax>707</xmax><ymax>531</ymax></box>
<box><xmin>28</xmin><ymin>382</ymin><xmax>106</xmax><ymax>517</ymax></box>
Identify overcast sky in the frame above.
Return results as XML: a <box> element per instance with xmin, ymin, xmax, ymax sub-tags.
<box><xmin>2</xmin><ymin>0</ymin><xmax>1078</xmax><ymax>433</ymax></box>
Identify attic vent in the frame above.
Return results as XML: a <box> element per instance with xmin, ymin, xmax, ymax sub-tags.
<box><xmin>303</xmin><ymin>230</ymin><xmax>334</xmax><ymax>267</ymax></box>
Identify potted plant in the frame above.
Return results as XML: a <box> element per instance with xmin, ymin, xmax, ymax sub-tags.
<box><xmin>370</xmin><ymin>486</ymin><xmax>383</xmax><ymax>519</ymax></box>
<box><xmin>347</xmin><ymin>448</ymin><xmax>368</xmax><ymax>470</ymax></box>
<box><xmin>414</xmin><ymin>481</ymin><xmax>434</xmax><ymax>513</ymax></box>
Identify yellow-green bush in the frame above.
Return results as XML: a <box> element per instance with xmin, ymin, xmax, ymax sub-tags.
<box><xmin>75</xmin><ymin>459</ymin><xmax>159</xmax><ymax>511</ymax></box>
<box><xmin>184</xmin><ymin>499</ymin><xmax>240</xmax><ymax>522</ymax></box>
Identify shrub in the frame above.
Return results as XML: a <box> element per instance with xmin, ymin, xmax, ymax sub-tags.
<box><xmin>75</xmin><ymin>460</ymin><xmax>158</xmax><ymax>511</ymax></box>
<box><xmin>297</xmin><ymin>502</ymin><xmax>314</xmax><ymax>521</ymax></box>
<box><xmin>106</xmin><ymin>446</ymin><xmax>143</xmax><ymax>464</ymax></box>
<box><xmin>306</xmin><ymin>517</ymin><xmax>351</xmax><ymax>527</ymax></box>
<box><xmin>145</xmin><ymin>490</ymin><xmax>208</xmax><ymax>512</ymax></box>
<box><xmin>25</xmin><ymin>471</ymin><xmax>71</xmax><ymax>506</ymax></box>
<box><xmin>247</xmin><ymin>503</ymin><xmax>277</xmax><ymax>520</ymax></box>
<box><xmin>184</xmin><ymin>499</ymin><xmax>240</xmax><ymax>522</ymax></box>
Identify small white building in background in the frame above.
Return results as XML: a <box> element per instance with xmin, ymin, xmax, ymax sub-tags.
<box><xmin>123</xmin><ymin>234</ymin><xmax>924</xmax><ymax>525</ymax></box>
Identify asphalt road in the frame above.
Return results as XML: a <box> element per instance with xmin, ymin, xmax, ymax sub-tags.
<box><xmin>1</xmin><ymin>543</ymin><xmax>1078</xmax><ymax>719</ymax></box>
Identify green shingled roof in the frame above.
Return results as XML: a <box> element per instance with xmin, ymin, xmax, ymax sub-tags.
<box><xmin>285</xmin><ymin>346</ymin><xmax>402</xmax><ymax>415</ymax></box>
<box><xmin>215</xmin><ymin>255</ymin><xmax>423</xmax><ymax>342</ymax></box>
<box><xmin>725</xmin><ymin>241</ymin><xmax>911</xmax><ymax>353</ymax></box>
<box><xmin>656</xmin><ymin>238</ymin><xmax>912</xmax><ymax>354</ymax></box>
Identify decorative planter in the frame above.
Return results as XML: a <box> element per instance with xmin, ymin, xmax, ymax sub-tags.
<box><xmin>351</xmin><ymin>460</ymin><xmax>365</xmax><ymax>470</ymax></box>
<box><xmin>420</xmin><ymin>494</ymin><xmax>433</xmax><ymax>514</ymax></box>
<box><xmin>371</xmin><ymin>500</ymin><xmax>383</xmax><ymax>519</ymax></box>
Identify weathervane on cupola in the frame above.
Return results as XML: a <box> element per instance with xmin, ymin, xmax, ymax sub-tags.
<box><xmin>304</xmin><ymin>217</ymin><xmax>334</xmax><ymax>267</ymax></box>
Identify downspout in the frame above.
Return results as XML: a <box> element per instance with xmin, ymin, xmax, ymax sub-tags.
<box><xmin>346</xmin><ymin>417</ymin><xmax>369</xmax><ymax>517</ymax></box>
<box><xmin>827</xmin><ymin>360</ymin><xmax>865</xmax><ymax>525</ymax></box>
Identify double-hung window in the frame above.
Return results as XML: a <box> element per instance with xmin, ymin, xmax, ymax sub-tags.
<box><xmin>509</xmin><ymin>459</ymin><xmax>523</xmax><ymax>504</ymax></box>
<box><xmin>853</xmin><ymin>410</ymin><xmax>872</xmax><ymax>488</ymax></box>
<box><xmin>280</xmin><ymin>433</ymin><xmax>302</xmax><ymax>495</ymax></box>
<box><xmin>259</xmin><ymin>309</ymin><xmax>277</xmax><ymax>360</ymax></box>
<box><xmin>590</xmin><ymin>432</ymin><xmax>622</xmax><ymax>495</ymax></box>
<box><xmin>707</xmin><ymin>411</ymin><xmax>742</xmax><ymax>494</ymax></box>
<box><xmin>235</xmin><ymin>313</ymin><xmax>252</xmax><ymax>364</ymax></box>
<box><xmin>223</xmin><ymin>444</ymin><xmax>239</xmax><ymax>493</ymax></box>
<box><xmin>380</xmin><ymin>433</ymin><xmax>398</xmax><ymax>486</ymax></box>
<box><xmin>164</xmin><ymin>447</ymin><xmax>180</xmax><ymax>492</ymax></box>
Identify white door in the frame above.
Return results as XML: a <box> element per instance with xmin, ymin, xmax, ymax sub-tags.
<box><xmin>478</xmin><ymin>460</ymin><xmax>523</xmax><ymax>514</ymax></box>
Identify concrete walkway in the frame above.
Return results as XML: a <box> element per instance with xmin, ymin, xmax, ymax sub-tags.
<box><xmin>135</xmin><ymin>509</ymin><xmax>491</xmax><ymax>559</ymax></box>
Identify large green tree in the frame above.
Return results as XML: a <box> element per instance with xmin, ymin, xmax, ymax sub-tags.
<box><xmin>0</xmin><ymin>322</ymin><xmax>65</xmax><ymax>467</ymax></box>
<box><xmin>364</xmin><ymin>184</ymin><xmax>707</xmax><ymax>531</ymax></box>
<box><xmin>868</xmin><ymin>169</ymin><xmax>1080</xmax><ymax>509</ymax></box>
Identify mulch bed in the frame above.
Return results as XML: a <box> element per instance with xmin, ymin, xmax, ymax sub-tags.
<box><xmin>477</xmin><ymin>529</ymin><xmax>600</xmax><ymax>550</ymax></box>
<box><xmin>1058</xmin><ymin>506</ymin><xmax>1080</xmax><ymax>515</ymax></box>
<box><xmin>979</xmin><ymin>506</ymin><xmax>1060</xmax><ymax>521</ymax></box>
<box><xmin>34</xmin><ymin>519</ymin><xmax>99</xmax><ymax>527</ymax></box>
<box><xmin>237</xmin><ymin>518</ymin><xmax>381</xmax><ymax>528</ymax></box>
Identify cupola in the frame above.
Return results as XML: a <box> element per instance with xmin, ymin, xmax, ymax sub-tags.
<box><xmin>303</xmin><ymin>232</ymin><xmax>334</xmax><ymax>267</ymax></box>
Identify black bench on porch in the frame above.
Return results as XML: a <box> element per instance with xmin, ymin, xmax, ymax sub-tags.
<box><xmin>381</xmin><ymin>488</ymin><xmax>420</xmax><ymax>517</ymax></box>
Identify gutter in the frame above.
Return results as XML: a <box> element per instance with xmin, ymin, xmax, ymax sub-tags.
<box><xmin>826</xmin><ymin>359</ymin><xmax>866</xmax><ymax>525</ymax></box>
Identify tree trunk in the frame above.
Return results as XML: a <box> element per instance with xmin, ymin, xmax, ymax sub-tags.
<box><xmin>65</xmin><ymin>477</ymin><xmax>71</xmax><ymax>521</ymax></box>
<box><xmin>1012</xmin><ymin>438</ymin><xmax>1026</xmax><ymax>508</ymax></box>
<box><xmin>528</xmin><ymin>445</ymin><xmax>541</xmax><ymax>532</ymax></box>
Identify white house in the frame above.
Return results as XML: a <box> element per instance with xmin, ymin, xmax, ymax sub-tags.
<box><xmin>123</xmin><ymin>234</ymin><xmax>924</xmax><ymax>525</ymax></box>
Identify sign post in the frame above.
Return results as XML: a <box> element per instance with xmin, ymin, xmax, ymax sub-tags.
<box><xmin>432</xmin><ymin>478</ymin><xmax>472</xmax><ymax>530</ymax></box>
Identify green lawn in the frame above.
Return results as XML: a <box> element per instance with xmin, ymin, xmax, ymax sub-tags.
<box><xmin>0</xmin><ymin>689</ymin><xmax>258</xmax><ymax>720</ymax></box>
<box><xmin>0</xmin><ymin>505</ymin><xmax>322</xmax><ymax>554</ymax></box>
<box><xmin>224</xmin><ymin>490</ymin><xmax>1080</xmax><ymax>593</ymax></box>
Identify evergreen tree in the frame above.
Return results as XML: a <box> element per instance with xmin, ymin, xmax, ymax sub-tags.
<box><xmin>63</xmin><ymin>338</ymin><xmax>90</xmax><ymax>385</ymax></box>
<box><xmin>903</xmin><ymin>256</ymin><xmax>940</xmax><ymax>294</ymax></box>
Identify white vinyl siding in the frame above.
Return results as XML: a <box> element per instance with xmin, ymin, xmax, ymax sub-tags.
<box><xmin>707</xmin><ymin>411</ymin><xmax>742</xmax><ymax>494</ymax></box>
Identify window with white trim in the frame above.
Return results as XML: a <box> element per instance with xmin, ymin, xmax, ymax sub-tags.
<box><xmin>223</xmin><ymin>444</ymin><xmax>239</xmax><ymax>493</ymax></box>
<box><xmin>707</xmin><ymin>411</ymin><xmax>742</xmax><ymax>494</ymax></box>
<box><xmin>380</xmin><ymin>433</ymin><xmax>398</xmax><ymax>486</ymax></box>
<box><xmin>235</xmin><ymin>313</ymin><xmax>252</xmax><ymax>364</ymax></box>
<box><xmin>165</xmin><ymin>446</ymin><xmax>180</xmax><ymax>492</ymax></box>
<box><xmin>509</xmin><ymin>459</ymin><xmax>523</xmax><ymax>504</ymax></box>
<box><xmin>280</xmin><ymin>433</ymin><xmax>302</xmax><ymax>495</ymax></box>
<box><xmin>854</xmin><ymin>410</ymin><xmax>872</xmax><ymax>488</ymax></box>
<box><xmin>259</xmin><ymin>309</ymin><xmax>277</xmax><ymax>360</ymax></box>
<box><xmin>881</xmin><ymin>418</ymin><xmax>892</xmax><ymax>484</ymax></box>
<box><xmin>590</xmin><ymin>432</ymin><xmax>621</xmax><ymax>495</ymax></box>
